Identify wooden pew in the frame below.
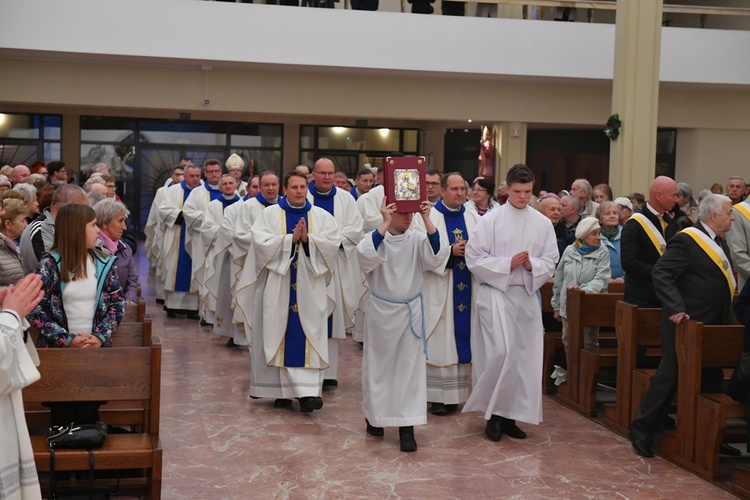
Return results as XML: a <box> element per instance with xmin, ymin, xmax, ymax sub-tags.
<box><xmin>123</xmin><ymin>298</ymin><xmax>147</xmax><ymax>323</ymax></box>
<box><xmin>541</xmin><ymin>281</ymin><xmax>563</xmax><ymax>394</ymax></box>
<box><xmin>114</xmin><ymin>315</ymin><xmax>153</xmax><ymax>348</ymax></box>
<box><xmin>600</xmin><ymin>302</ymin><xmax>662</xmax><ymax>435</ymax></box>
<box><xmin>553</xmin><ymin>288</ymin><xmax>623</xmax><ymax>414</ymax></box>
<box><xmin>672</xmin><ymin>320</ymin><xmax>744</xmax><ymax>478</ymax></box>
<box><xmin>24</xmin><ymin>339</ymin><xmax>163</xmax><ymax>499</ymax></box>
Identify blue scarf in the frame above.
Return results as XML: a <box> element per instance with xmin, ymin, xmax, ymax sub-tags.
<box><xmin>574</xmin><ymin>239</ymin><xmax>600</xmax><ymax>254</ymax></box>
<box><xmin>309</xmin><ymin>182</ymin><xmax>336</xmax><ymax>215</ymax></box>
<box><xmin>434</xmin><ymin>200</ymin><xmax>472</xmax><ymax>363</ymax></box>
<box><xmin>255</xmin><ymin>192</ymin><xmax>277</xmax><ymax>207</ymax></box>
<box><xmin>205</xmin><ymin>183</ymin><xmax>222</xmax><ymax>202</ymax></box>
<box><xmin>219</xmin><ymin>193</ymin><xmax>240</xmax><ymax>210</ymax></box>
<box><xmin>278</xmin><ymin>197</ymin><xmax>312</xmax><ymax>367</ymax></box>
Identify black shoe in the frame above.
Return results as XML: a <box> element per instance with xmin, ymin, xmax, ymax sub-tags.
<box><xmin>661</xmin><ymin>415</ymin><xmax>676</xmax><ymax>429</ymax></box>
<box><xmin>630</xmin><ymin>437</ymin><xmax>654</xmax><ymax>458</ymax></box>
<box><xmin>323</xmin><ymin>379</ymin><xmax>338</xmax><ymax>388</ymax></box>
<box><xmin>187</xmin><ymin>312</ymin><xmax>200</xmax><ymax>320</ymax></box>
<box><xmin>273</xmin><ymin>398</ymin><xmax>293</xmax><ymax>409</ymax></box>
<box><xmin>226</xmin><ymin>338</ymin><xmax>238</xmax><ymax>348</ymax></box>
<box><xmin>166</xmin><ymin>309</ymin><xmax>177</xmax><ymax>318</ymax></box>
<box><xmin>720</xmin><ymin>443</ymin><xmax>742</xmax><ymax>456</ymax></box>
<box><xmin>399</xmin><ymin>426</ymin><xmax>417</xmax><ymax>452</ymax></box>
<box><xmin>298</xmin><ymin>396</ymin><xmax>324</xmax><ymax>413</ymax></box>
<box><xmin>155</xmin><ymin>298</ymin><xmax>165</xmax><ymax>305</ymax></box>
<box><xmin>366</xmin><ymin>419</ymin><xmax>384</xmax><ymax>437</ymax></box>
<box><xmin>485</xmin><ymin>415</ymin><xmax>503</xmax><ymax>442</ymax></box>
<box><xmin>500</xmin><ymin>418</ymin><xmax>527</xmax><ymax>439</ymax></box>
<box><xmin>200</xmin><ymin>319</ymin><xmax>213</xmax><ymax>327</ymax></box>
<box><xmin>430</xmin><ymin>403</ymin><xmax>458</xmax><ymax>416</ymax></box>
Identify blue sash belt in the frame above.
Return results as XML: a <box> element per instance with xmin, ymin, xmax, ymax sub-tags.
<box><xmin>370</xmin><ymin>291</ymin><xmax>428</xmax><ymax>360</ymax></box>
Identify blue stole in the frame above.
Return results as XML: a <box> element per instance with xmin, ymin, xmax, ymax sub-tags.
<box><xmin>434</xmin><ymin>201</ymin><xmax>472</xmax><ymax>363</ymax></box>
<box><xmin>308</xmin><ymin>183</ymin><xmax>337</xmax><ymax>337</ymax></box>
<box><xmin>174</xmin><ymin>181</ymin><xmax>194</xmax><ymax>292</ymax></box>
<box><xmin>279</xmin><ymin>197</ymin><xmax>313</xmax><ymax>367</ymax></box>
<box><xmin>350</xmin><ymin>186</ymin><xmax>359</xmax><ymax>200</ymax></box>
<box><xmin>255</xmin><ymin>192</ymin><xmax>277</xmax><ymax>207</ymax></box>
<box><xmin>219</xmin><ymin>194</ymin><xmax>240</xmax><ymax>210</ymax></box>
<box><xmin>205</xmin><ymin>183</ymin><xmax>222</xmax><ymax>202</ymax></box>
<box><xmin>309</xmin><ymin>182</ymin><xmax>336</xmax><ymax>216</ymax></box>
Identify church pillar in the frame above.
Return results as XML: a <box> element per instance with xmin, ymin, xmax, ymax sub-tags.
<box><xmin>496</xmin><ymin>122</ymin><xmax>527</xmax><ymax>183</ymax></box>
<box><xmin>608</xmin><ymin>0</ymin><xmax>663</xmax><ymax>197</ymax></box>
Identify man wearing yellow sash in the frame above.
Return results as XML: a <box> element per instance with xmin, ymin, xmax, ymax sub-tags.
<box><xmin>630</xmin><ymin>194</ymin><xmax>735</xmax><ymax>458</ymax></box>
<box><xmin>621</xmin><ymin>176</ymin><xmax>681</xmax><ymax>308</ymax></box>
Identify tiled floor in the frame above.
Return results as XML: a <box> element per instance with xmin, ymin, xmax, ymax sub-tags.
<box><xmin>137</xmin><ymin>254</ymin><xmax>733</xmax><ymax>499</ymax></box>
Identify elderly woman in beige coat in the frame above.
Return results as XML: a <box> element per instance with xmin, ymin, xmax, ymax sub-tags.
<box><xmin>0</xmin><ymin>273</ymin><xmax>45</xmax><ymax>500</ymax></box>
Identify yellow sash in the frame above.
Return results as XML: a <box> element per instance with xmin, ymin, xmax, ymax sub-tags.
<box><xmin>682</xmin><ymin>227</ymin><xmax>735</xmax><ymax>297</ymax></box>
<box><xmin>734</xmin><ymin>202</ymin><xmax>750</xmax><ymax>222</ymax></box>
<box><xmin>629</xmin><ymin>213</ymin><xmax>667</xmax><ymax>256</ymax></box>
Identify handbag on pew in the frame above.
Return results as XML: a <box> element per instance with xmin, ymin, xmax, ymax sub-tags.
<box><xmin>47</xmin><ymin>421</ymin><xmax>108</xmax><ymax>450</ymax></box>
<box><xmin>736</xmin><ymin>351</ymin><xmax>750</xmax><ymax>382</ymax></box>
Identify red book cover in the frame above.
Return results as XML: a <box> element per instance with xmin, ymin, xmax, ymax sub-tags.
<box><xmin>383</xmin><ymin>156</ymin><xmax>427</xmax><ymax>213</ymax></box>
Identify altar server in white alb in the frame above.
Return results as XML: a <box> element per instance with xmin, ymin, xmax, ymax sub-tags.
<box><xmin>249</xmin><ymin>171</ymin><xmax>340</xmax><ymax>413</ymax></box>
<box><xmin>357</xmin><ymin>198</ymin><xmax>449</xmax><ymax>452</ymax></box>
<box><xmin>232</xmin><ymin>172</ymin><xmax>280</xmax><ymax>343</ymax></box>
<box><xmin>158</xmin><ymin>164</ymin><xmax>204</xmax><ymax>318</ymax></box>
<box><xmin>307</xmin><ymin>158</ymin><xmax>365</xmax><ymax>387</ymax></box>
<box><xmin>463</xmin><ymin>164</ymin><xmax>558</xmax><ymax>442</ymax></box>
<box><xmin>0</xmin><ymin>273</ymin><xmax>45</xmax><ymax>500</ymax></box>
<box><xmin>199</xmin><ymin>174</ymin><xmax>240</xmax><ymax>342</ymax></box>
<box><xmin>421</xmin><ymin>172</ymin><xmax>480</xmax><ymax>415</ymax></box>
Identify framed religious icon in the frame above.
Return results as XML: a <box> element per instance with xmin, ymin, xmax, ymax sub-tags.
<box><xmin>383</xmin><ymin>156</ymin><xmax>427</xmax><ymax>212</ymax></box>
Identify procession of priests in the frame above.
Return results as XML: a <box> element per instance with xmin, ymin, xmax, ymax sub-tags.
<box><xmin>147</xmin><ymin>157</ymin><xmax>557</xmax><ymax>452</ymax></box>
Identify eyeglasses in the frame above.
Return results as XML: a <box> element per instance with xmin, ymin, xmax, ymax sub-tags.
<box><xmin>315</xmin><ymin>171</ymin><xmax>335</xmax><ymax>177</ymax></box>
<box><xmin>474</xmin><ymin>187</ymin><xmax>488</xmax><ymax>193</ymax></box>
<box><xmin>426</xmin><ymin>182</ymin><xmax>440</xmax><ymax>187</ymax></box>
<box><xmin>106</xmin><ymin>185</ymin><xmax>117</xmax><ymax>190</ymax></box>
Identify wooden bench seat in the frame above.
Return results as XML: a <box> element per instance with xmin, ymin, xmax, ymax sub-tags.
<box><xmin>114</xmin><ymin>315</ymin><xmax>153</xmax><ymax>347</ymax></box>
<box><xmin>695</xmin><ymin>393</ymin><xmax>745</xmax><ymax>480</ymax></box>
<box><xmin>552</xmin><ymin>288</ymin><xmax>623</xmax><ymax>414</ymax></box>
<box><xmin>601</xmin><ymin>302</ymin><xmax>662</xmax><ymax>435</ymax></box>
<box><xmin>23</xmin><ymin>339</ymin><xmax>163</xmax><ymax>499</ymax></box>
<box><xmin>122</xmin><ymin>298</ymin><xmax>147</xmax><ymax>323</ymax></box>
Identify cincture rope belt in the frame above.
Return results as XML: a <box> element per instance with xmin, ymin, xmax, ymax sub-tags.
<box><xmin>370</xmin><ymin>291</ymin><xmax>428</xmax><ymax>360</ymax></box>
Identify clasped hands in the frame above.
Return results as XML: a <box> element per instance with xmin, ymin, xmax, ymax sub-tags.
<box><xmin>510</xmin><ymin>250</ymin><xmax>532</xmax><ymax>271</ymax></box>
<box><xmin>292</xmin><ymin>218</ymin><xmax>308</xmax><ymax>243</ymax></box>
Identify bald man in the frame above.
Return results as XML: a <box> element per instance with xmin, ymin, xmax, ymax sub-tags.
<box><xmin>540</xmin><ymin>196</ymin><xmax>574</xmax><ymax>257</ymax></box>
<box><xmin>11</xmin><ymin>164</ymin><xmax>30</xmax><ymax>185</ymax></box>
<box><xmin>621</xmin><ymin>176</ymin><xmax>681</xmax><ymax>308</ymax></box>
<box><xmin>20</xmin><ymin>184</ymin><xmax>88</xmax><ymax>273</ymax></box>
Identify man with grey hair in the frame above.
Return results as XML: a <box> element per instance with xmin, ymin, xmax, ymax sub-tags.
<box><xmin>570</xmin><ymin>178</ymin><xmax>599</xmax><ymax>219</ymax></box>
<box><xmin>20</xmin><ymin>184</ymin><xmax>88</xmax><ymax>273</ymax></box>
<box><xmin>84</xmin><ymin>176</ymin><xmax>108</xmax><ymax>196</ymax></box>
<box><xmin>560</xmin><ymin>195</ymin><xmax>580</xmax><ymax>231</ymax></box>
<box><xmin>11</xmin><ymin>164</ymin><xmax>30</xmax><ymax>186</ymax></box>
<box><xmin>727</xmin><ymin>176</ymin><xmax>745</xmax><ymax>205</ymax></box>
<box><xmin>630</xmin><ymin>193</ymin><xmax>735</xmax><ymax>458</ymax></box>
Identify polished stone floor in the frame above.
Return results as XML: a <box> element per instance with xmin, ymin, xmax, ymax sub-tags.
<box><xmin>136</xmin><ymin>254</ymin><xmax>733</xmax><ymax>499</ymax></box>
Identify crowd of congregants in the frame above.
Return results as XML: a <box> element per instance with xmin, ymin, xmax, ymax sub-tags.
<box><xmin>4</xmin><ymin>155</ymin><xmax>750</xmax><ymax>498</ymax></box>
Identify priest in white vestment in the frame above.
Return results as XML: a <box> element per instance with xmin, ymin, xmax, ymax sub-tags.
<box><xmin>232</xmin><ymin>172</ymin><xmax>280</xmax><ymax>344</ymax></box>
<box><xmin>157</xmin><ymin>164</ymin><xmax>204</xmax><ymax>317</ymax></box>
<box><xmin>249</xmin><ymin>171</ymin><xmax>340</xmax><ymax>413</ymax></box>
<box><xmin>307</xmin><ymin>158</ymin><xmax>365</xmax><ymax>387</ymax></box>
<box><xmin>206</xmin><ymin>172</ymin><xmax>279</xmax><ymax>347</ymax></box>
<box><xmin>182</xmin><ymin>160</ymin><xmax>223</xmax><ymax>321</ymax></box>
<box><xmin>421</xmin><ymin>173</ymin><xmax>480</xmax><ymax>415</ymax></box>
<box><xmin>0</xmin><ymin>274</ymin><xmax>44</xmax><ymax>500</ymax></box>
<box><xmin>463</xmin><ymin>164</ymin><xmax>558</xmax><ymax>442</ymax></box>
<box><xmin>357</xmin><ymin>199</ymin><xmax>449</xmax><ymax>452</ymax></box>
<box><xmin>144</xmin><ymin>166</ymin><xmax>184</xmax><ymax>304</ymax></box>
<box><xmin>199</xmin><ymin>175</ymin><xmax>240</xmax><ymax>337</ymax></box>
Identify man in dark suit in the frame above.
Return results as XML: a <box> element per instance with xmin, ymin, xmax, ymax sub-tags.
<box><xmin>629</xmin><ymin>194</ymin><xmax>735</xmax><ymax>457</ymax></box>
<box><xmin>621</xmin><ymin>176</ymin><xmax>681</xmax><ymax>308</ymax></box>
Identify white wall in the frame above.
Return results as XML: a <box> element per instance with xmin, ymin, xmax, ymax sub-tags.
<box><xmin>1</xmin><ymin>0</ymin><xmax>749</xmax><ymax>86</ymax></box>
<box><xmin>675</xmin><ymin>128</ymin><xmax>750</xmax><ymax>191</ymax></box>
